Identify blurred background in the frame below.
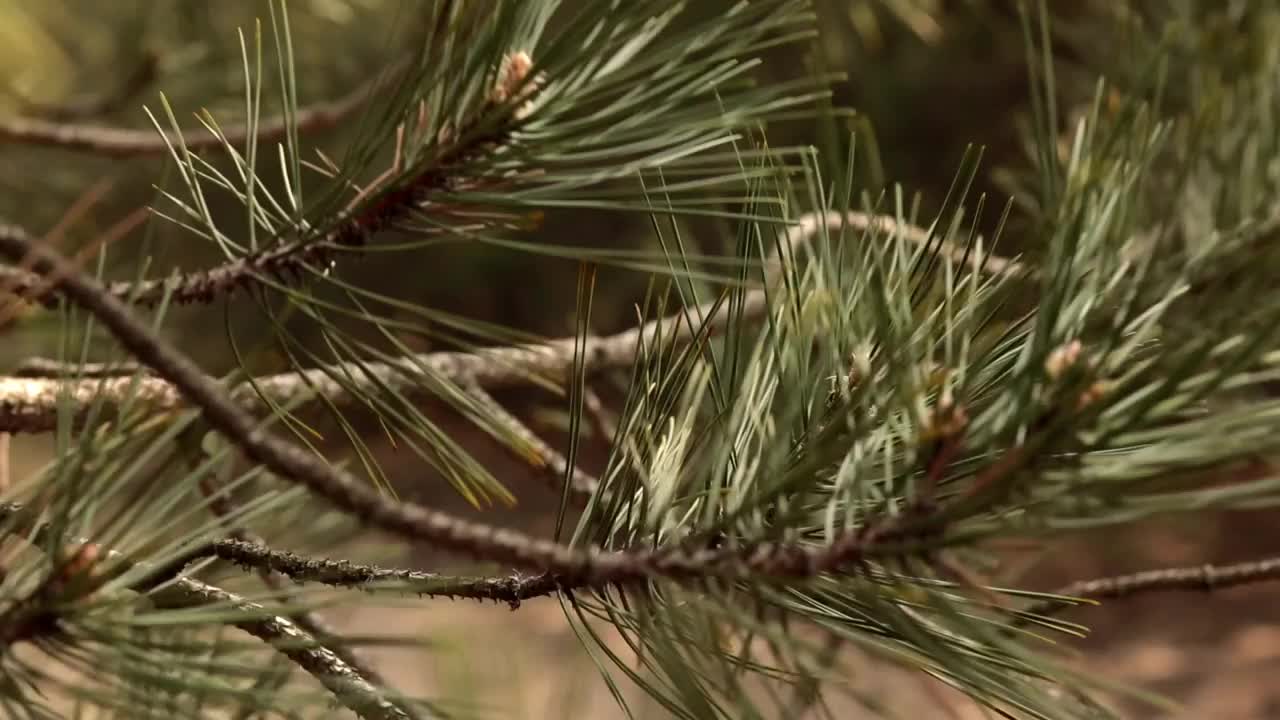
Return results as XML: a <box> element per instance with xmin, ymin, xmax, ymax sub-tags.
<box><xmin>2</xmin><ymin>1</ymin><xmax>1278</xmax><ymax>717</ymax></box>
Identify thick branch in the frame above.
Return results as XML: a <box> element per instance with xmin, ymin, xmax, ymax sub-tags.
<box><xmin>184</xmin><ymin>537</ymin><xmax>560</xmax><ymax>610</ymax></box>
<box><xmin>0</xmin><ymin>227</ymin><xmax>928</xmax><ymax>587</ymax></box>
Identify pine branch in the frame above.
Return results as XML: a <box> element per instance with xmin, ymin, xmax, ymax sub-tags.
<box><xmin>0</xmin><ymin>199</ymin><xmax>1027</xmax><ymax>311</ymax></box>
<box><xmin>0</xmin><ymin>223</ymin><xmax>940</xmax><ymax>587</ymax></box>
<box><xmin>0</xmin><ymin>61</ymin><xmax>395</xmax><ymax>157</ymax></box>
<box><xmin>187</xmin><ymin>449</ymin><xmax>416</xmax><ymax>719</ymax></box>
<box><xmin>0</xmin><ymin>229</ymin><xmax>333</xmax><ymax>307</ymax></box>
<box><xmin>0</xmin><ymin>48</ymin><xmax>552</xmax><ymax>308</ymax></box>
<box><xmin>1021</xmin><ymin>555</ymin><xmax>1280</xmax><ymax>619</ymax></box>
<box><xmin>0</xmin><ymin>55</ymin><xmax>526</xmax><ymax>310</ymax></box>
<box><xmin>151</xmin><ymin>580</ymin><xmax>417</xmax><ymax>720</ymax></box>
<box><xmin>0</xmin><ymin>502</ymin><xmax>415</xmax><ymax>720</ymax></box>
<box><xmin>0</xmin><ymin>211</ymin><xmax>1014</xmax><ymax>433</ymax></box>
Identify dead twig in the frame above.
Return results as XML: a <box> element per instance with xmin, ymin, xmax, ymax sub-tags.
<box><xmin>0</xmin><ymin>61</ymin><xmax>398</xmax><ymax>157</ymax></box>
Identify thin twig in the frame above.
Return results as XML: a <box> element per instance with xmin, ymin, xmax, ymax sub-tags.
<box><xmin>0</xmin><ymin>207</ymin><xmax>150</xmax><ymax>329</ymax></box>
<box><xmin>0</xmin><ymin>178</ymin><xmax>113</xmax><ymax>327</ymax></box>
<box><xmin>153</xmin><ymin>580</ymin><xmax>418</xmax><ymax>720</ymax></box>
<box><xmin>0</xmin><ymin>227</ymin><xmax>930</xmax><ymax>587</ymax></box>
<box><xmin>0</xmin><ymin>432</ymin><xmax>8</xmax><ymax>493</ymax></box>
<box><xmin>788</xmin><ymin>208</ymin><xmax>1027</xmax><ymax>278</ymax></box>
<box><xmin>1020</xmin><ymin>556</ymin><xmax>1280</xmax><ymax>619</ymax></box>
<box><xmin>581</xmin><ymin>385</ymin><xmax>618</xmax><ymax>441</ymax></box>
<box><xmin>0</xmin><ymin>62</ymin><xmax>393</xmax><ymax>157</ymax></box>
<box><xmin>0</xmin><ymin>211</ymin><xmax>1020</xmax><ymax>433</ymax></box>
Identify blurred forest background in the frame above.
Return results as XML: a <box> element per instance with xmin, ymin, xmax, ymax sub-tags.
<box><xmin>2</xmin><ymin>1</ymin><xmax>1278</xmax><ymax>717</ymax></box>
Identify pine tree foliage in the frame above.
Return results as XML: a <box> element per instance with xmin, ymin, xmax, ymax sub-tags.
<box><xmin>0</xmin><ymin>1</ymin><xmax>1279</xmax><ymax>719</ymax></box>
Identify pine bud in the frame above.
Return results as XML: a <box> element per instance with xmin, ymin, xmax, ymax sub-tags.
<box><xmin>1045</xmin><ymin>340</ymin><xmax>1084</xmax><ymax>379</ymax></box>
<box><xmin>491</xmin><ymin>51</ymin><xmax>544</xmax><ymax>120</ymax></box>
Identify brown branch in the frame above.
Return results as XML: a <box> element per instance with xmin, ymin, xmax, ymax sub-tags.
<box><xmin>0</xmin><ymin>496</ymin><xmax>553</xmax><ymax>610</ymax></box>
<box><xmin>0</xmin><ymin>226</ymin><xmax>931</xmax><ymax>587</ymax></box>
<box><xmin>1020</xmin><ymin>556</ymin><xmax>1280</xmax><ymax>619</ymax></box>
<box><xmin>0</xmin><ymin>227</ymin><xmax>363</xmax><ymax>308</ymax></box>
<box><xmin>0</xmin><ymin>62</ymin><xmax>390</xmax><ymax>157</ymax></box>
<box><xmin>0</xmin><ymin>207</ymin><xmax>150</xmax><ymax>329</ymax></box>
<box><xmin>161</xmin><ymin>536</ymin><xmax>561</xmax><ymax>610</ymax></box>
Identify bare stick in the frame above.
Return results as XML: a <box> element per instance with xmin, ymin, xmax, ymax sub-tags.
<box><xmin>0</xmin><ymin>64</ymin><xmax>393</xmax><ymax>157</ymax></box>
<box><xmin>0</xmin><ymin>211</ymin><xmax>1020</xmax><ymax>433</ymax></box>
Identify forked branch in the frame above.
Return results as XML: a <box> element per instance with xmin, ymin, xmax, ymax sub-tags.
<box><xmin>0</xmin><ymin>223</ymin><xmax>942</xmax><ymax>587</ymax></box>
